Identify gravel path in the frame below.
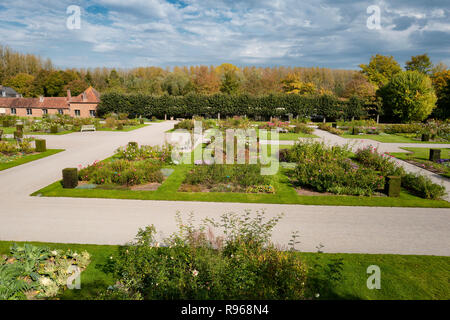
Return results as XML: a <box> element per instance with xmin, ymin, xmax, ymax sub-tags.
<box><xmin>0</xmin><ymin>123</ymin><xmax>449</xmax><ymax>255</ymax></box>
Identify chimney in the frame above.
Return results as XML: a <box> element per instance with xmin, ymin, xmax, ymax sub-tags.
<box><xmin>67</xmin><ymin>89</ymin><xmax>71</xmax><ymax>100</ymax></box>
<box><xmin>82</xmin><ymin>92</ymin><xmax>87</xmax><ymax>102</ymax></box>
<box><xmin>39</xmin><ymin>96</ymin><xmax>44</xmax><ymax>103</ymax></box>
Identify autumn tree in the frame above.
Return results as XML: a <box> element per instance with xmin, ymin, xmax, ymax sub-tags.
<box><xmin>192</xmin><ymin>66</ymin><xmax>220</xmax><ymax>94</ymax></box>
<box><xmin>343</xmin><ymin>74</ymin><xmax>376</xmax><ymax>99</ymax></box>
<box><xmin>359</xmin><ymin>54</ymin><xmax>402</xmax><ymax>88</ymax></box>
<box><xmin>281</xmin><ymin>73</ymin><xmax>316</xmax><ymax>95</ymax></box>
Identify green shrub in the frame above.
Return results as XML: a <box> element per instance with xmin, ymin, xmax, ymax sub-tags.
<box><xmin>102</xmin><ymin>211</ymin><xmax>337</xmax><ymax>300</ymax></box>
<box><xmin>18</xmin><ymin>139</ymin><xmax>33</xmax><ymax>154</ymax></box>
<box><xmin>116</xmin><ymin>123</ymin><xmax>124</xmax><ymax>130</ymax></box>
<box><xmin>79</xmin><ymin>159</ymin><xmax>163</xmax><ymax>186</ymax></box>
<box><xmin>0</xmin><ymin>141</ymin><xmax>18</xmax><ymax>155</ymax></box>
<box><xmin>13</xmin><ymin>131</ymin><xmax>23</xmax><ymax>139</ymax></box>
<box><xmin>291</xmin><ymin>123</ymin><xmax>314</xmax><ymax>134</ymax></box>
<box><xmin>184</xmin><ymin>164</ymin><xmax>269</xmax><ymax>190</ymax></box>
<box><xmin>401</xmin><ymin>173</ymin><xmax>446</xmax><ymax>200</ymax></box>
<box><xmin>0</xmin><ymin>243</ymin><xmax>90</xmax><ymax>300</ymax></box>
<box><xmin>354</xmin><ymin>146</ymin><xmax>404</xmax><ymax>176</ymax></box>
<box><xmin>288</xmin><ymin>142</ymin><xmax>384</xmax><ymax>196</ymax></box>
<box><xmin>50</xmin><ymin>125</ymin><xmax>58</xmax><ymax>134</ymax></box>
<box><xmin>385</xmin><ymin>176</ymin><xmax>401</xmax><ymax>197</ymax></box>
<box><xmin>317</xmin><ymin>123</ymin><xmax>344</xmax><ymax>135</ymax></box>
<box><xmin>35</xmin><ymin>139</ymin><xmax>47</xmax><ymax>152</ymax></box>
<box><xmin>62</xmin><ymin>168</ymin><xmax>78</xmax><ymax>188</ymax></box>
<box><xmin>115</xmin><ymin>143</ymin><xmax>172</xmax><ymax>163</ymax></box>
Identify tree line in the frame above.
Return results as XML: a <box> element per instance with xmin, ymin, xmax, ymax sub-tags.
<box><xmin>1</xmin><ymin>44</ymin><xmax>449</xmax><ymax>122</ymax></box>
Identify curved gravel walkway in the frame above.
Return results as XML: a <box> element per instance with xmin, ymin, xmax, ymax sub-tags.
<box><xmin>0</xmin><ymin>122</ymin><xmax>449</xmax><ymax>255</ymax></box>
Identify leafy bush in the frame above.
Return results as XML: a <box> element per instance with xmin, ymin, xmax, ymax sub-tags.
<box><xmin>183</xmin><ymin>164</ymin><xmax>269</xmax><ymax>190</ymax></box>
<box><xmin>79</xmin><ymin>159</ymin><xmax>164</xmax><ymax>186</ymax></box>
<box><xmin>0</xmin><ymin>244</ymin><xmax>90</xmax><ymax>300</ymax></box>
<box><xmin>288</xmin><ymin>142</ymin><xmax>384</xmax><ymax>196</ymax></box>
<box><xmin>291</xmin><ymin>123</ymin><xmax>314</xmax><ymax>134</ymax></box>
<box><xmin>115</xmin><ymin>143</ymin><xmax>172</xmax><ymax>163</ymax></box>
<box><xmin>354</xmin><ymin>146</ymin><xmax>404</xmax><ymax>176</ymax></box>
<box><xmin>401</xmin><ymin>173</ymin><xmax>446</xmax><ymax>200</ymax></box>
<box><xmin>317</xmin><ymin>123</ymin><xmax>344</xmax><ymax>135</ymax></box>
<box><xmin>101</xmin><ymin>211</ymin><xmax>341</xmax><ymax>300</ymax></box>
<box><xmin>355</xmin><ymin>145</ymin><xmax>446</xmax><ymax>199</ymax></box>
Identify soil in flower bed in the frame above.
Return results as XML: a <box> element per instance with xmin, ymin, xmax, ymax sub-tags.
<box><xmin>130</xmin><ymin>182</ymin><xmax>162</xmax><ymax>191</ymax></box>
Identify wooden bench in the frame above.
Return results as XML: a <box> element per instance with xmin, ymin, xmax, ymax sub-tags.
<box><xmin>80</xmin><ymin>125</ymin><xmax>96</xmax><ymax>132</ymax></box>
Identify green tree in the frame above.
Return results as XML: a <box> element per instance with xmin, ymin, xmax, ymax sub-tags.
<box><xmin>405</xmin><ymin>54</ymin><xmax>433</xmax><ymax>75</ymax></box>
<box><xmin>64</xmin><ymin>79</ymin><xmax>89</xmax><ymax>96</ymax></box>
<box><xmin>3</xmin><ymin>73</ymin><xmax>35</xmax><ymax>96</ymax></box>
<box><xmin>359</xmin><ymin>54</ymin><xmax>402</xmax><ymax>88</ymax></box>
<box><xmin>216</xmin><ymin>63</ymin><xmax>241</xmax><ymax>95</ymax></box>
<box><xmin>378</xmin><ymin>71</ymin><xmax>437</xmax><ymax>122</ymax></box>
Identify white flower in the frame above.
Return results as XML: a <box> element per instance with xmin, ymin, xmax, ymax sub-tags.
<box><xmin>39</xmin><ymin>277</ymin><xmax>53</xmax><ymax>287</ymax></box>
<box><xmin>192</xmin><ymin>270</ymin><xmax>199</xmax><ymax>277</ymax></box>
<box><xmin>51</xmin><ymin>250</ymin><xmax>58</xmax><ymax>256</ymax></box>
<box><xmin>315</xmin><ymin>293</ymin><xmax>320</xmax><ymax>298</ymax></box>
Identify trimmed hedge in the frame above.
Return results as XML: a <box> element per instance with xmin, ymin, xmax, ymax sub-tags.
<box><xmin>62</xmin><ymin>168</ymin><xmax>78</xmax><ymax>189</ymax></box>
<box><xmin>35</xmin><ymin>139</ymin><xmax>47</xmax><ymax>152</ymax></box>
<box><xmin>97</xmin><ymin>93</ymin><xmax>366</xmax><ymax>120</ymax></box>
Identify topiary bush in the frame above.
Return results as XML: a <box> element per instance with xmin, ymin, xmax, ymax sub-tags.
<box><xmin>50</xmin><ymin>125</ymin><xmax>58</xmax><ymax>134</ymax></box>
<box><xmin>13</xmin><ymin>131</ymin><xmax>23</xmax><ymax>139</ymax></box>
<box><xmin>35</xmin><ymin>139</ymin><xmax>46</xmax><ymax>152</ymax></box>
<box><xmin>385</xmin><ymin>176</ymin><xmax>401</xmax><ymax>197</ymax></box>
<box><xmin>62</xmin><ymin>168</ymin><xmax>78</xmax><ymax>188</ymax></box>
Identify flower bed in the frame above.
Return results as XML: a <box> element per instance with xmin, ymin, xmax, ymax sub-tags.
<box><xmin>0</xmin><ymin>139</ymin><xmax>36</xmax><ymax>165</ymax></box>
<box><xmin>354</xmin><ymin>146</ymin><xmax>446</xmax><ymax>200</ymax></box>
<box><xmin>180</xmin><ymin>164</ymin><xmax>275</xmax><ymax>193</ymax></box>
<box><xmin>287</xmin><ymin>142</ymin><xmax>384</xmax><ymax>196</ymax></box>
<box><xmin>78</xmin><ymin>143</ymin><xmax>172</xmax><ymax>188</ymax></box>
<box><xmin>0</xmin><ymin>243</ymin><xmax>90</xmax><ymax>300</ymax></box>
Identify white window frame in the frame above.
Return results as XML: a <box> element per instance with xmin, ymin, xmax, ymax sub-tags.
<box><xmin>74</xmin><ymin>110</ymin><xmax>81</xmax><ymax>117</ymax></box>
<box><xmin>42</xmin><ymin>109</ymin><xmax>48</xmax><ymax>115</ymax></box>
<box><xmin>11</xmin><ymin>108</ymin><xmax>16</xmax><ymax>115</ymax></box>
<box><xmin>26</xmin><ymin>108</ymin><xmax>32</xmax><ymax>115</ymax></box>
<box><xmin>89</xmin><ymin>110</ymin><xmax>96</xmax><ymax>117</ymax></box>
<box><xmin>58</xmin><ymin>109</ymin><xmax>64</xmax><ymax>115</ymax></box>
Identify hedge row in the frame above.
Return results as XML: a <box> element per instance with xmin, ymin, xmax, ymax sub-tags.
<box><xmin>97</xmin><ymin>93</ymin><xmax>368</xmax><ymax>120</ymax></box>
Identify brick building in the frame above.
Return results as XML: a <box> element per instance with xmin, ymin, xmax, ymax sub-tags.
<box><xmin>0</xmin><ymin>87</ymin><xmax>100</xmax><ymax>118</ymax></box>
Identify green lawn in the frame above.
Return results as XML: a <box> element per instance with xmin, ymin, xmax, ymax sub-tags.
<box><xmin>0</xmin><ymin>149</ymin><xmax>64</xmax><ymax>171</ymax></box>
<box><xmin>390</xmin><ymin>147</ymin><xmax>450</xmax><ymax>178</ymax></box>
<box><xmin>341</xmin><ymin>133</ymin><xmax>449</xmax><ymax>144</ymax></box>
<box><xmin>0</xmin><ymin>240</ymin><xmax>448</xmax><ymax>300</ymax></box>
<box><xmin>32</xmin><ymin>163</ymin><xmax>450</xmax><ymax>208</ymax></box>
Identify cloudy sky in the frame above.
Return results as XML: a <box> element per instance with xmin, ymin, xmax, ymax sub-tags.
<box><xmin>0</xmin><ymin>0</ymin><xmax>449</xmax><ymax>70</ymax></box>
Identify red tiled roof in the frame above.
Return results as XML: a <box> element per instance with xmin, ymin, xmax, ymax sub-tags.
<box><xmin>69</xmin><ymin>86</ymin><xmax>100</xmax><ymax>103</ymax></box>
<box><xmin>0</xmin><ymin>87</ymin><xmax>100</xmax><ymax>109</ymax></box>
<box><xmin>0</xmin><ymin>97</ymin><xmax>69</xmax><ymax>109</ymax></box>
